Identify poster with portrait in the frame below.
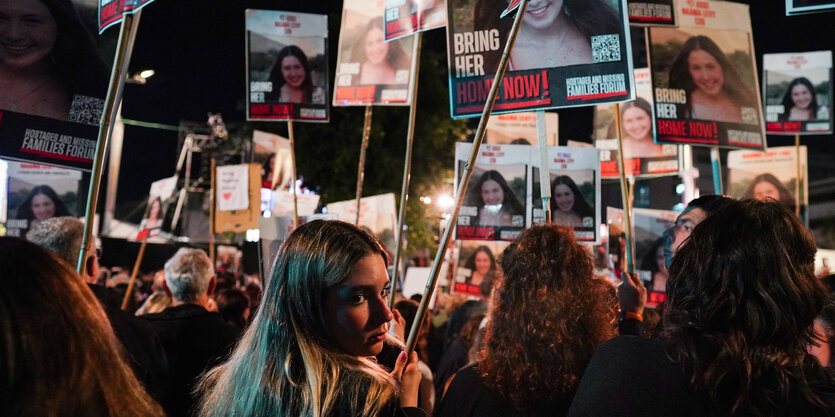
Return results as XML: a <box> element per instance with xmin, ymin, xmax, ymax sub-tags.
<box><xmin>98</xmin><ymin>0</ymin><xmax>156</xmax><ymax>33</ymax></box>
<box><xmin>647</xmin><ymin>0</ymin><xmax>765</xmax><ymax>150</ymax></box>
<box><xmin>627</xmin><ymin>0</ymin><xmax>676</xmax><ymax>26</ymax></box>
<box><xmin>268</xmin><ymin>190</ymin><xmax>320</xmax><ymax>218</ymax></box>
<box><xmin>333</xmin><ymin>0</ymin><xmax>418</xmax><ymax>106</ymax></box>
<box><xmin>326</xmin><ymin>193</ymin><xmax>398</xmax><ymax>251</ymax></box>
<box><xmin>258</xmin><ymin>214</ymin><xmax>337</xmax><ymax>281</ymax></box>
<box><xmin>763</xmin><ymin>51</ymin><xmax>833</xmax><ymax>135</ymax></box>
<box><xmin>607</xmin><ymin>207</ymin><xmax>626</xmax><ymax>277</ymax></box>
<box><xmin>384</xmin><ymin>0</ymin><xmax>448</xmax><ymax>41</ymax></box>
<box><xmin>453</xmin><ymin>240</ymin><xmax>510</xmax><ymax>298</ymax></box>
<box><xmin>0</xmin><ymin>0</ymin><xmax>110</xmax><ymax>171</ymax></box>
<box><xmin>445</xmin><ymin>0</ymin><xmax>635</xmax><ymax>118</ymax></box>
<box><xmin>531</xmin><ymin>147</ymin><xmax>602</xmax><ymax>244</ymax></box>
<box><xmin>136</xmin><ymin>175</ymin><xmax>177</xmax><ymax>240</ymax></box>
<box><xmin>246</xmin><ymin>10</ymin><xmax>329</xmax><ymax>122</ymax></box>
<box><xmin>594</xmin><ymin>68</ymin><xmax>680</xmax><ymax>178</ymax></box>
<box><xmin>485</xmin><ymin>111</ymin><xmax>558</xmax><ymax>145</ymax></box>
<box><xmin>727</xmin><ymin>146</ymin><xmax>809</xmax><ymax>221</ymax></box>
<box><xmin>785</xmin><ymin>0</ymin><xmax>835</xmax><ymax>15</ymax></box>
<box><xmin>252</xmin><ymin>130</ymin><xmax>294</xmax><ymax>190</ymax></box>
<box><xmin>455</xmin><ymin>143</ymin><xmax>528</xmax><ymax>242</ymax></box>
<box><xmin>632</xmin><ymin>207</ymin><xmax>676</xmax><ymax>295</ymax></box>
<box><xmin>3</xmin><ymin>161</ymin><xmax>82</xmax><ymax>239</ymax></box>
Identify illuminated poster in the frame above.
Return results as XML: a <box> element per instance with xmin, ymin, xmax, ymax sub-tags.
<box><xmin>136</xmin><ymin>175</ymin><xmax>177</xmax><ymax>240</ymax></box>
<box><xmin>531</xmin><ymin>146</ymin><xmax>602</xmax><ymax>244</ymax></box>
<box><xmin>445</xmin><ymin>0</ymin><xmax>635</xmax><ymax>118</ymax></box>
<box><xmin>648</xmin><ymin>0</ymin><xmax>765</xmax><ymax>150</ymax></box>
<box><xmin>484</xmin><ymin>112</ymin><xmax>558</xmax><ymax>145</ymax></box>
<box><xmin>453</xmin><ymin>240</ymin><xmax>509</xmax><ymax>298</ymax></box>
<box><xmin>333</xmin><ymin>0</ymin><xmax>418</xmax><ymax>106</ymax></box>
<box><xmin>0</xmin><ymin>0</ymin><xmax>109</xmax><ymax>171</ymax></box>
<box><xmin>384</xmin><ymin>0</ymin><xmax>448</xmax><ymax>41</ymax></box>
<box><xmin>594</xmin><ymin>68</ymin><xmax>680</xmax><ymax>178</ymax></box>
<box><xmin>727</xmin><ymin>146</ymin><xmax>808</xmax><ymax>221</ymax></box>
<box><xmin>3</xmin><ymin>161</ymin><xmax>82</xmax><ymax>239</ymax></box>
<box><xmin>763</xmin><ymin>51</ymin><xmax>832</xmax><ymax>135</ymax></box>
<box><xmin>455</xmin><ymin>143</ymin><xmax>528</xmax><ymax>242</ymax></box>
<box><xmin>246</xmin><ymin>10</ymin><xmax>329</xmax><ymax>122</ymax></box>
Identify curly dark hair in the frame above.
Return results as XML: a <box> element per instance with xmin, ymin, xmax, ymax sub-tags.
<box><xmin>663</xmin><ymin>199</ymin><xmax>835</xmax><ymax>415</ymax></box>
<box><xmin>479</xmin><ymin>225</ymin><xmax>615</xmax><ymax>404</ymax></box>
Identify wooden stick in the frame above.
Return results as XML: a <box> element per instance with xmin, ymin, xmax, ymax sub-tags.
<box><xmin>209</xmin><ymin>158</ymin><xmax>216</xmax><ymax>266</ymax></box>
<box><xmin>710</xmin><ymin>146</ymin><xmax>723</xmax><ymax>195</ymax></box>
<box><xmin>614</xmin><ymin>103</ymin><xmax>634</xmax><ymax>273</ymax></box>
<box><xmin>405</xmin><ymin>0</ymin><xmax>530</xmax><ymax>356</ymax></box>
<box><xmin>121</xmin><ymin>237</ymin><xmax>148</xmax><ymax>310</ymax></box>
<box><xmin>795</xmin><ymin>134</ymin><xmax>801</xmax><ymax>217</ymax></box>
<box><xmin>390</xmin><ymin>33</ymin><xmax>423</xmax><ymax>308</ymax></box>
<box><xmin>355</xmin><ymin>105</ymin><xmax>373</xmax><ymax>226</ymax></box>
<box><xmin>78</xmin><ymin>11</ymin><xmax>142</xmax><ymax>274</ymax></box>
<box><xmin>288</xmin><ymin>120</ymin><xmax>300</xmax><ymax>228</ymax></box>
<box><xmin>536</xmin><ymin>110</ymin><xmax>551</xmax><ymax>224</ymax></box>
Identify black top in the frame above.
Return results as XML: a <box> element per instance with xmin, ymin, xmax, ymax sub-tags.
<box><xmin>437</xmin><ymin>363</ymin><xmax>573</xmax><ymax>417</ymax></box>
<box><xmin>568</xmin><ymin>336</ymin><xmax>835</xmax><ymax>417</ymax></box>
<box><xmin>88</xmin><ymin>284</ymin><xmax>169</xmax><ymax>403</ymax></box>
<box><xmin>143</xmin><ymin>303</ymin><xmax>241</xmax><ymax>417</ymax></box>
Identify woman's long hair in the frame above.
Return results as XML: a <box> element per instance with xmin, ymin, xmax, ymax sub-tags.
<box><xmin>740</xmin><ymin>173</ymin><xmax>796</xmax><ymax>213</ymax></box>
<box><xmin>617</xmin><ymin>97</ymin><xmax>654</xmax><ymax>139</ymax></box>
<box><xmin>269</xmin><ymin>45</ymin><xmax>314</xmax><ymax>102</ymax></box>
<box><xmin>350</xmin><ymin>16</ymin><xmax>410</xmax><ymax>70</ymax></box>
<box><xmin>469</xmin><ymin>170</ymin><xmax>525</xmax><ymax>216</ymax></box>
<box><xmin>42</xmin><ymin>0</ymin><xmax>110</xmax><ymax>99</ymax></box>
<box><xmin>0</xmin><ymin>237</ymin><xmax>164</xmax><ymax>416</ymax></box>
<box><xmin>663</xmin><ymin>200</ymin><xmax>835</xmax><ymax>415</ymax></box>
<box><xmin>463</xmin><ymin>245</ymin><xmax>496</xmax><ymax>273</ymax></box>
<box><xmin>473</xmin><ymin>0</ymin><xmax>620</xmax><ymax>72</ymax></box>
<box><xmin>16</xmin><ymin>184</ymin><xmax>72</xmax><ymax>222</ymax></box>
<box><xmin>668</xmin><ymin>36</ymin><xmax>758</xmax><ymax>117</ymax></box>
<box><xmin>198</xmin><ymin>220</ymin><xmax>400</xmax><ymax>417</ymax></box>
<box><xmin>550</xmin><ymin>175</ymin><xmax>594</xmax><ymax>218</ymax></box>
<box><xmin>778</xmin><ymin>77</ymin><xmax>819</xmax><ymax>121</ymax></box>
<box><xmin>479</xmin><ymin>225</ymin><xmax>615</xmax><ymax>405</ymax></box>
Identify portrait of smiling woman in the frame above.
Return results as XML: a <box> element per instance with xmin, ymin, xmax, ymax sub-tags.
<box><xmin>778</xmin><ymin>77</ymin><xmax>827</xmax><ymax>121</ymax></box>
<box><xmin>351</xmin><ymin>16</ymin><xmax>411</xmax><ymax>85</ymax></box>
<box><xmin>267</xmin><ymin>45</ymin><xmax>325</xmax><ymax>104</ymax></box>
<box><xmin>0</xmin><ymin>0</ymin><xmax>107</xmax><ymax>121</ymax></box>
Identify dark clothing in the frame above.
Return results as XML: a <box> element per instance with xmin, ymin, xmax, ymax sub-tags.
<box><xmin>434</xmin><ymin>338</ymin><xmax>469</xmax><ymax>401</ymax></box>
<box><xmin>143</xmin><ymin>303</ymin><xmax>240</xmax><ymax>417</ymax></box>
<box><xmin>332</xmin><ymin>401</ymin><xmax>425</xmax><ymax>417</ymax></box>
<box><xmin>437</xmin><ymin>363</ymin><xmax>572</xmax><ymax>417</ymax></box>
<box><xmin>568</xmin><ymin>336</ymin><xmax>835</xmax><ymax>417</ymax></box>
<box><xmin>88</xmin><ymin>284</ymin><xmax>169</xmax><ymax>403</ymax></box>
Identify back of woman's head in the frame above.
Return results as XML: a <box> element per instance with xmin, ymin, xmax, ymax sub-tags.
<box><xmin>664</xmin><ymin>199</ymin><xmax>833</xmax><ymax>415</ymax></box>
<box><xmin>0</xmin><ymin>237</ymin><xmax>163</xmax><ymax>417</ymax></box>
<box><xmin>199</xmin><ymin>220</ymin><xmax>397</xmax><ymax>417</ymax></box>
<box><xmin>480</xmin><ymin>225</ymin><xmax>615</xmax><ymax>404</ymax></box>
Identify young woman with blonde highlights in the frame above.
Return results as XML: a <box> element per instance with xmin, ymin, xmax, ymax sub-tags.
<box><xmin>198</xmin><ymin>220</ymin><xmax>422</xmax><ymax>417</ymax></box>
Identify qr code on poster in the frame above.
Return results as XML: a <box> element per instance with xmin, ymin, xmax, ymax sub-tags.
<box><xmin>69</xmin><ymin>94</ymin><xmax>105</xmax><ymax>126</ymax></box>
<box><xmin>591</xmin><ymin>34</ymin><xmax>620</xmax><ymax>63</ymax></box>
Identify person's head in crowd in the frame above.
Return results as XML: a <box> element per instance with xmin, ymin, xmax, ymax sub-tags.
<box><xmin>269</xmin><ymin>45</ymin><xmax>314</xmax><ymax>103</ymax></box>
<box><xmin>669</xmin><ymin>35</ymin><xmax>758</xmax><ymax>120</ymax></box>
<box><xmin>394</xmin><ymin>299</ymin><xmax>430</xmax><ymax>358</ymax></box>
<box><xmin>479</xmin><ymin>225</ymin><xmax>615</xmax><ymax>404</ymax></box>
<box><xmin>135</xmin><ymin>291</ymin><xmax>172</xmax><ymax>316</ymax></box>
<box><xmin>550</xmin><ymin>175</ymin><xmax>594</xmax><ymax>221</ymax></box>
<box><xmin>350</xmin><ymin>16</ymin><xmax>409</xmax><ymax>85</ymax></box>
<box><xmin>163</xmin><ymin>248</ymin><xmax>216</xmax><ymax>308</ymax></box>
<box><xmin>742</xmin><ymin>173</ymin><xmax>796</xmax><ymax>213</ymax></box>
<box><xmin>470</xmin><ymin>169</ymin><xmax>525</xmax><ymax>226</ymax></box>
<box><xmin>444</xmin><ymin>299</ymin><xmax>488</xmax><ymax>345</ymax></box>
<box><xmin>0</xmin><ymin>237</ymin><xmax>164</xmax><ymax>416</ymax></box>
<box><xmin>664</xmin><ymin>199</ymin><xmax>833</xmax><ymax>414</ymax></box>
<box><xmin>509</xmin><ymin>137</ymin><xmax>531</xmax><ymax>145</ymax></box>
<box><xmin>215</xmin><ymin>288</ymin><xmax>250</xmax><ymax>331</ymax></box>
<box><xmin>17</xmin><ymin>185</ymin><xmax>71</xmax><ymax>230</ymax></box>
<box><xmin>662</xmin><ymin>194</ymin><xmax>735</xmax><ymax>268</ymax></box>
<box><xmin>409</xmin><ymin>293</ymin><xmax>422</xmax><ymax>303</ymax></box>
<box><xmin>809</xmin><ymin>296</ymin><xmax>835</xmax><ymax>368</ymax></box>
<box><xmin>26</xmin><ymin>216</ymin><xmax>98</xmax><ymax>283</ymax></box>
<box><xmin>779</xmin><ymin>77</ymin><xmax>820</xmax><ymax>121</ymax></box>
<box><xmin>199</xmin><ymin>220</ymin><xmax>420</xmax><ymax>417</ymax></box>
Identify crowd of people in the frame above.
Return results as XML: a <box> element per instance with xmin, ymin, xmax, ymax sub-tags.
<box><xmin>3</xmin><ymin>196</ymin><xmax>835</xmax><ymax>417</ymax></box>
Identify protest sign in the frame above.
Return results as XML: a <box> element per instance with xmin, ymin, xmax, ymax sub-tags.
<box><xmin>136</xmin><ymin>175</ymin><xmax>177</xmax><ymax>240</ymax></box>
<box><xmin>3</xmin><ymin>161</ymin><xmax>83</xmax><ymax>239</ymax></box>
<box><xmin>627</xmin><ymin>0</ymin><xmax>676</xmax><ymax>26</ymax></box>
<box><xmin>485</xmin><ymin>112</ymin><xmax>558</xmax><ymax>145</ymax></box>
<box><xmin>763</xmin><ymin>51</ymin><xmax>832</xmax><ymax>135</ymax></box>
<box><xmin>384</xmin><ymin>0</ymin><xmax>448</xmax><ymax>41</ymax></box>
<box><xmin>727</xmin><ymin>146</ymin><xmax>808</xmax><ymax>220</ymax></box>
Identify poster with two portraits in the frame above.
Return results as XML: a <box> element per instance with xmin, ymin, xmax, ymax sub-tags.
<box><xmin>454</xmin><ymin>143</ymin><xmax>601</xmax><ymax>244</ymax></box>
<box><xmin>647</xmin><ymin>0</ymin><xmax>766</xmax><ymax>150</ymax></box>
<box><xmin>0</xmin><ymin>0</ymin><xmax>109</xmax><ymax>171</ymax></box>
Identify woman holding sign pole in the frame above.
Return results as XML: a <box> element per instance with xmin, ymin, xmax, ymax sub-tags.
<box><xmin>668</xmin><ymin>35</ymin><xmax>758</xmax><ymax>124</ymax></box>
